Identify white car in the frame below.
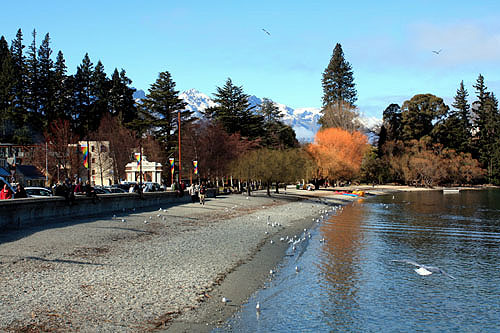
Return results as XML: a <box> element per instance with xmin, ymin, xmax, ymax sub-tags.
<box><xmin>25</xmin><ymin>187</ymin><xmax>53</xmax><ymax>198</ymax></box>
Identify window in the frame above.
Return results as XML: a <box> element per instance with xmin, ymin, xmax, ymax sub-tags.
<box><xmin>100</xmin><ymin>145</ymin><xmax>106</xmax><ymax>152</ymax></box>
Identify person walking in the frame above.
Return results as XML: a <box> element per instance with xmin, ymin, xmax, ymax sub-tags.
<box><xmin>189</xmin><ymin>184</ymin><xmax>197</xmax><ymax>203</ymax></box>
<box><xmin>199</xmin><ymin>182</ymin><xmax>206</xmax><ymax>205</ymax></box>
<box><xmin>0</xmin><ymin>184</ymin><xmax>13</xmax><ymax>199</ymax></box>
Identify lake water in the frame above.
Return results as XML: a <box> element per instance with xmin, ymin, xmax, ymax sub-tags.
<box><xmin>215</xmin><ymin>189</ymin><xmax>500</xmax><ymax>332</ymax></box>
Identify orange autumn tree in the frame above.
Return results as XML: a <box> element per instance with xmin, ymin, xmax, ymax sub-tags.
<box><xmin>307</xmin><ymin>128</ymin><xmax>369</xmax><ymax>182</ymax></box>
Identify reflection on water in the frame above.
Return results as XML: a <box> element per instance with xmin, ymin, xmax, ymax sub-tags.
<box><xmin>216</xmin><ymin>190</ymin><xmax>500</xmax><ymax>332</ymax></box>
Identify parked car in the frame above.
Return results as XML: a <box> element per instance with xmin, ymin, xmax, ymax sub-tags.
<box><xmin>143</xmin><ymin>182</ymin><xmax>161</xmax><ymax>192</ymax></box>
<box><xmin>106</xmin><ymin>186</ymin><xmax>127</xmax><ymax>193</ymax></box>
<box><xmin>93</xmin><ymin>186</ymin><xmax>111</xmax><ymax>194</ymax></box>
<box><xmin>25</xmin><ymin>186</ymin><xmax>53</xmax><ymax>198</ymax></box>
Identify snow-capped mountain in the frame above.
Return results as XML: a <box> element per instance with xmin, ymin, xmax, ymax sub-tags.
<box><xmin>178</xmin><ymin>89</ymin><xmax>322</xmax><ymax>141</ymax></box>
<box><xmin>179</xmin><ymin>89</ymin><xmax>217</xmax><ymax>114</ymax></box>
<box><xmin>134</xmin><ymin>88</ymin><xmax>381</xmax><ymax>142</ymax></box>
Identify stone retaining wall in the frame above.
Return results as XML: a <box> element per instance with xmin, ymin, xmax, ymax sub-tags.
<box><xmin>0</xmin><ymin>189</ymin><xmax>216</xmax><ymax>231</ymax></box>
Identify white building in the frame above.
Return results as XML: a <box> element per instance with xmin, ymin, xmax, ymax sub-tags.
<box><xmin>125</xmin><ymin>155</ymin><xmax>163</xmax><ymax>184</ymax></box>
<box><xmin>78</xmin><ymin>141</ymin><xmax>114</xmax><ymax>186</ymax></box>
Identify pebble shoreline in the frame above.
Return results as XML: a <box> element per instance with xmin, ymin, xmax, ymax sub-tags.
<box><xmin>0</xmin><ymin>189</ymin><xmax>358</xmax><ymax>332</ymax></box>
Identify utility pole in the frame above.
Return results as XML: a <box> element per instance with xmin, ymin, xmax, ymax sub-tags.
<box><xmin>139</xmin><ymin>140</ymin><xmax>143</xmax><ymax>196</ymax></box>
<box><xmin>45</xmin><ymin>142</ymin><xmax>48</xmax><ymax>185</ymax></box>
<box><xmin>178</xmin><ymin>110</ymin><xmax>181</xmax><ymax>184</ymax></box>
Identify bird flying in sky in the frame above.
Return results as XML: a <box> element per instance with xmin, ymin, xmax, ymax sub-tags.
<box><xmin>432</xmin><ymin>49</ymin><xmax>442</xmax><ymax>54</ymax></box>
<box><xmin>262</xmin><ymin>28</ymin><xmax>271</xmax><ymax>36</ymax></box>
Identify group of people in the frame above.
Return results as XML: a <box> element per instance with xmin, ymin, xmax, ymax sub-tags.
<box><xmin>52</xmin><ymin>178</ymin><xmax>99</xmax><ymax>204</ymax></box>
<box><xmin>0</xmin><ymin>183</ymin><xmax>28</xmax><ymax>200</ymax></box>
<box><xmin>188</xmin><ymin>182</ymin><xmax>207</xmax><ymax>205</ymax></box>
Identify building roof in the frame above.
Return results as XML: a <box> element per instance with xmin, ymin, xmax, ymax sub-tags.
<box><xmin>16</xmin><ymin>165</ymin><xmax>45</xmax><ymax>180</ymax></box>
<box><xmin>0</xmin><ymin>167</ymin><xmax>9</xmax><ymax>177</ymax></box>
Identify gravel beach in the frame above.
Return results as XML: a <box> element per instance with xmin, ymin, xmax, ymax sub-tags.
<box><xmin>0</xmin><ymin>187</ymin><xmax>379</xmax><ymax>332</ymax></box>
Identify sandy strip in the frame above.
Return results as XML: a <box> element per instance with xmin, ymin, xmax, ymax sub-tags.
<box><xmin>0</xmin><ymin>187</ymin><xmax>408</xmax><ymax>332</ymax></box>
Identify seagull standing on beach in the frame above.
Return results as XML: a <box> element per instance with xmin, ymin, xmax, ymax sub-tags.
<box><xmin>392</xmin><ymin>259</ymin><xmax>456</xmax><ymax>279</ymax></box>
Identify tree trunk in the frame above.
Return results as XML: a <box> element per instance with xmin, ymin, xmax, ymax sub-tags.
<box><xmin>275</xmin><ymin>181</ymin><xmax>279</xmax><ymax>194</ymax></box>
<box><xmin>266</xmin><ymin>181</ymin><xmax>271</xmax><ymax>197</ymax></box>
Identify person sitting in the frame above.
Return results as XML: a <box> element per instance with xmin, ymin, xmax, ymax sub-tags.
<box><xmin>15</xmin><ymin>184</ymin><xmax>28</xmax><ymax>198</ymax></box>
<box><xmin>84</xmin><ymin>181</ymin><xmax>99</xmax><ymax>203</ymax></box>
<box><xmin>0</xmin><ymin>184</ymin><xmax>13</xmax><ymax>199</ymax></box>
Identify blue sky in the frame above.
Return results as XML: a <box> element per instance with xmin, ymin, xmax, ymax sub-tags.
<box><xmin>2</xmin><ymin>0</ymin><xmax>500</xmax><ymax>118</ymax></box>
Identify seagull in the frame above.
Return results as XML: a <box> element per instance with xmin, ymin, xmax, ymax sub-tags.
<box><xmin>392</xmin><ymin>259</ymin><xmax>456</xmax><ymax>279</ymax></box>
<box><xmin>295</xmin><ymin>266</ymin><xmax>300</xmax><ymax>273</ymax></box>
<box><xmin>222</xmin><ymin>297</ymin><xmax>231</xmax><ymax>304</ymax></box>
<box><xmin>432</xmin><ymin>49</ymin><xmax>442</xmax><ymax>55</ymax></box>
<box><xmin>256</xmin><ymin>302</ymin><xmax>261</xmax><ymax>312</ymax></box>
<box><xmin>262</xmin><ymin>28</ymin><xmax>271</xmax><ymax>36</ymax></box>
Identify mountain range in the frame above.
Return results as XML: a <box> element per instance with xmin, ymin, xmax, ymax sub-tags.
<box><xmin>133</xmin><ymin>89</ymin><xmax>381</xmax><ymax>142</ymax></box>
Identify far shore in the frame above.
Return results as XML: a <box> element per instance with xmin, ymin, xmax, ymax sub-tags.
<box><xmin>0</xmin><ymin>185</ymin><xmax>478</xmax><ymax>332</ymax></box>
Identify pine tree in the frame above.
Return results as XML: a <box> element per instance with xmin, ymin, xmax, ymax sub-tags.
<box><xmin>258</xmin><ymin>98</ymin><xmax>297</xmax><ymax>148</ymax></box>
<box><xmin>53</xmin><ymin>50</ymin><xmax>72</xmax><ymax>121</ymax></box>
<box><xmin>109</xmin><ymin>68</ymin><xmax>137</xmax><ymax>126</ymax></box>
<box><xmin>321</xmin><ymin>43</ymin><xmax>357</xmax><ymax>107</ymax></box>
<box><xmin>0</xmin><ymin>36</ymin><xmax>16</xmax><ymax>141</ymax></box>
<box><xmin>448</xmin><ymin>81</ymin><xmax>471</xmax><ymax>152</ymax></box>
<box><xmin>90</xmin><ymin>60</ymin><xmax>109</xmax><ymax>129</ymax></box>
<box><xmin>204</xmin><ymin>78</ymin><xmax>264</xmax><ymax>139</ymax></box>
<box><xmin>26</xmin><ymin>29</ymin><xmax>40</xmax><ymax>114</ymax></box>
<box><xmin>471</xmin><ymin>74</ymin><xmax>500</xmax><ymax>182</ymax></box>
<box><xmin>73</xmin><ymin>53</ymin><xmax>94</xmax><ymax>136</ymax></box>
<box><xmin>259</xmin><ymin>98</ymin><xmax>282</xmax><ymax>124</ymax></box>
<box><xmin>139</xmin><ymin>70</ymin><xmax>192</xmax><ymax>157</ymax></box>
<box><xmin>38</xmin><ymin>33</ymin><xmax>55</xmax><ymax>128</ymax></box>
<box><xmin>10</xmin><ymin>29</ymin><xmax>30</xmax><ymax>143</ymax></box>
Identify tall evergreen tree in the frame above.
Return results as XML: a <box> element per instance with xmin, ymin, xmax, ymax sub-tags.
<box><xmin>319</xmin><ymin>43</ymin><xmax>357</xmax><ymax>130</ymax></box>
<box><xmin>258</xmin><ymin>98</ymin><xmax>297</xmax><ymax>148</ymax></box>
<box><xmin>73</xmin><ymin>53</ymin><xmax>94</xmax><ymax>136</ymax></box>
<box><xmin>476</xmin><ymin>91</ymin><xmax>500</xmax><ymax>182</ymax></box>
<box><xmin>0</xmin><ymin>36</ymin><xmax>16</xmax><ymax>141</ymax></box>
<box><xmin>109</xmin><ymin>68</ymin><xmax>138</xmax><ymax>126</ymax></box>
<box><xmin>139</xmin><ymin>70</ymin><xmax>192</xmax><ymax>157</ymax></box>
<box><xmin>321</xmin><ymin>43</ymin><xmax>357</xmax><ymax>107</ymax></box>
<box><xmin>90</xmin><ymin>60</ymin><xmax>109</xmax><ymax>129</ymax></box>
<box><xmin>446</xmin><ymin>81</ymin><xmax>471</xmax><ymax>152</ymax></box>
<box><xmin>204</xmin><ymin>78</ymin><xmax>264</xmax><ymax>139</ymax></box>
<box><xmin>10</xmin><ymin>29</ymin><xmax>30</xmax><ymax>143</ymax></box>
<box><xmin>26</xmin><ymin>29</ymin><xmax>40</xmax><ymax>115</ymax></box>
<box><xmin>38</xmin><ymin>33</ymin><xmax>55</xmax><ymax>128</ymax></box>
<box><xmin>471</xmin><ymin>74</ymin><xmax>500</xmax><ymax>182</ymax></box>
<box><xmin>53</xmin><ymin>50</ymin><xmax>72</xmax><ymax>121</ymax></box>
